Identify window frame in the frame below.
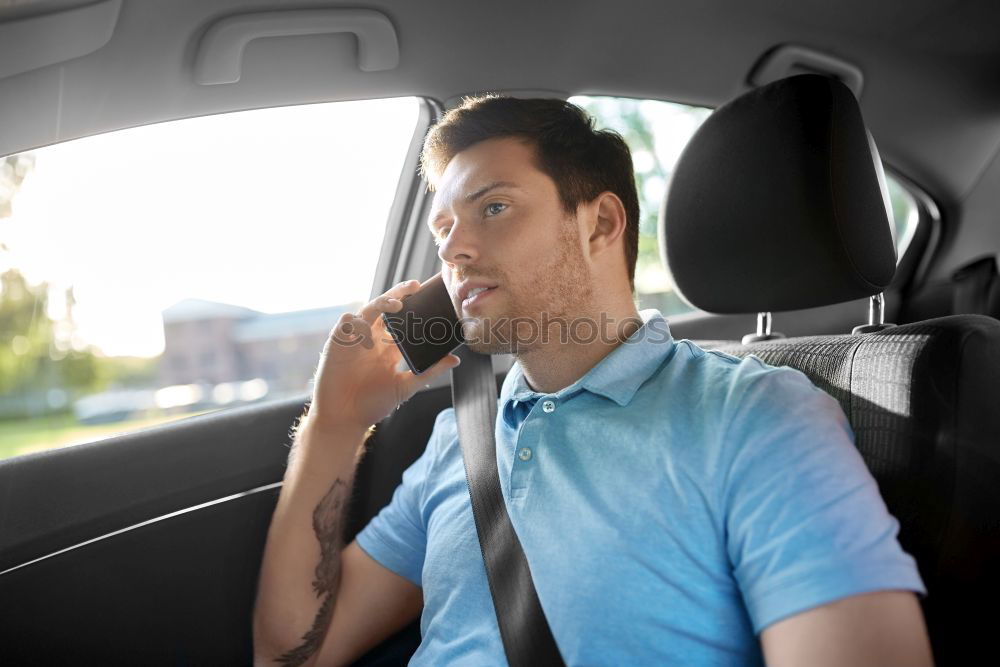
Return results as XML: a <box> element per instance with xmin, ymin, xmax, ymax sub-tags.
<box><xmin>370</xmin><ymin>97</ymin><xmax>442</xmax><ymax>299</ymax></box>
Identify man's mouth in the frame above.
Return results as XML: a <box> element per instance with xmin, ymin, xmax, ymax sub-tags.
<box><xmin>462</xmin><ymin>286</ymin><xmax>498</xmax><ymax>309</ymax></box>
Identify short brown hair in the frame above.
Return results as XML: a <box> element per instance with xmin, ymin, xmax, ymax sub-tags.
<box><xmin>420</xmin><ymin>95</ymin><xmax>640</xmax><ymax>288</ymax></box>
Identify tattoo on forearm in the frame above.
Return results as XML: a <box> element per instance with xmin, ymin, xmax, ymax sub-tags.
<box><xmin>275</xmin><ymin>478</ymin><xmax>348</xmax><ymax>666</ymax></box>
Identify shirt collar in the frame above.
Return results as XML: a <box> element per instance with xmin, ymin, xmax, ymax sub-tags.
<box><xmin>499</xmin><ymin>309</ymin><xmax>676</xmax><ymax>411</ymax></box>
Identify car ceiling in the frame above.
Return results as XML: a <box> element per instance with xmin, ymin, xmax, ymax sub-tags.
<box><xmin>1</xmin><ymin>0</ymin><xmax>999</xmax><ymax>279</ymax></box>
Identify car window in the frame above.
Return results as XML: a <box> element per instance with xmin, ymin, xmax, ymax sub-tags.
<box><xmin>570</xmin><ymin>95</ymin><xmax>921</xmax><ymax>318</ymax></box>
<box><xmin>0</xmin><ymin>97</ymin><xmax>422</xmax><ymax>462</ymax></box>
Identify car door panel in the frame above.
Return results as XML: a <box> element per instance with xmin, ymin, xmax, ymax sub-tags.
<box><xmin>0</xmin><ymin>371</ymin><xmax>508</xmax><ymax>664</ymax></box>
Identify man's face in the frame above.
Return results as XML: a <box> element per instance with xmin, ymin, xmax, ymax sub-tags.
<box><xmin>428</xmin><ymin>137</ymin><xmax>594</xmax><ymax>354</ymax></box>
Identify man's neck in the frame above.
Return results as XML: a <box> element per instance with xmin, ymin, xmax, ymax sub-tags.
<box><xmin>515</xmin><ymin>304</ymin><xmax>643</xmax><ymax>394</ymax></box>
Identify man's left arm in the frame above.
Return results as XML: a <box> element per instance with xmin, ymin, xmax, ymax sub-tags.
<box><xmin>760</xmin><ymin>589</ymin><xmax>933</xmax><ymax>666</ymax></box>
<box><xmin>719</xmin><ymin>361</ymin><xmax>931</xmax><ymax>665</ymax></box>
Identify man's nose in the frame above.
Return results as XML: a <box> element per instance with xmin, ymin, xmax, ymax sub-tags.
<box><xmin>437</xmin><ymin>218</ymin><xmax>479</xmax><ymax>266</ymax></box>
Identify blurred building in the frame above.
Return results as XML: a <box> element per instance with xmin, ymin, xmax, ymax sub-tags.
<box><xmin>158</xmin><ymin>298</ymin><xmax>359</xmax><ymax>396</ymax></box>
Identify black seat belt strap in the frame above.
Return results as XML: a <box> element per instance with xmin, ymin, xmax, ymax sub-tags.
<box><xmin>451</xmin><ymin>346</ymin><xmax>565</xmax><ymax>667</ymax></box>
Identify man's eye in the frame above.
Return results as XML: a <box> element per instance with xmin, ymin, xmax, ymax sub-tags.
<box><xmin>484</xmin><ymin>202</ymin><xmax>507</xmax><ymax>216</ymax></box>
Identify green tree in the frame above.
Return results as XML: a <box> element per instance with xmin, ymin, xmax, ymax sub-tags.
<box><xmin>0</xmin><ymin>268</ymin><xmax>102</xmax><ymax>397</ymax></box>
<box><xmin>576</xmin><ymin>98</ymin><xmax>665</xmax><ymax>271</ymax></box>
<box><xmin>1</xmin><ymin>152</ymin><xmax>110</xmax><ymax>408</ymax></box>
<box><xmin>612</xmin><ymin>101</ymin><xmax>669</xmax><ymax>278</ymax></box>
<box><xmin>0</xmin><ymin>267</ymin><xmax>52</xmax><ymax>394</ymax></box>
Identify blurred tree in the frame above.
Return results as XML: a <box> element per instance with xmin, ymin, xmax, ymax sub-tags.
<box><xmin>1</xmin><ymin>152</ymin><xmax>112</xmax><ymax>409</ymax></box>
<box><xmin>0</xmin><ymin>154</ymin><xmax>35</xmax><ymax>217</ymax></box>
<box><xmin>1</xmin><ymin>151</ymin><xmax>160</xmax><ymax>416</ymax></box>
<box><xmin>93</xmin><ymin>354</ymin><xmax>161</xmax><ymax>389</ymax></box>
<box><xmin>886</xmin><ymin>179</ymin><xmax>916</xmax><ymax>251</ymax></box>
<box><xmin>0</xmin><ymin>268</ymin><xmax>102</xmax><ymax>397</ymax></box>
<box><xmin>576</xmin><ymin>98</ymin><xmax>665</xmax><ymax>275</ymax></box>
<box><xmin>0</xmin><ymin>268</ymin><xmax>52</xmax><ymax>394</ymax></box>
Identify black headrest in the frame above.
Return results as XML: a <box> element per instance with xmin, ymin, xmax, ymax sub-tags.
<box><xmin>659</xmin><ymin>74</ymin><xmax>897</xmax><ymax>314</ymax></box>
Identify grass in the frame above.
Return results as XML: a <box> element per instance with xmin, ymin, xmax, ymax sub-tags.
<box><xmin>0</xmin><ymin>408</ymin><xmax>220</xmax><ymax>461</ymax></box>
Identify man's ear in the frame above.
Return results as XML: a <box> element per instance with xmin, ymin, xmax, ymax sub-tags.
<box><xmin>588</xmin><ymin>191</ymin><xmax>627</xmax><ymax>254</ymax></box>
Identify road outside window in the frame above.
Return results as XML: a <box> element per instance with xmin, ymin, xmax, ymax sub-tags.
<box><xmin>570</xmin><ymin>95</ymin><xmax>920</xmax><ymax>318</ymax></box>
<box><xmin>0</xmin><ymin>97</ymin><xmax>421</xmax><ymax>461</ymax></box>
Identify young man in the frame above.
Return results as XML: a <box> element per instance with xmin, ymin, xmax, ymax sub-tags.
<box><xmin>253</xmin><ymin>96</ymin><xmax>932</xmax><ymax>666</ymax></box>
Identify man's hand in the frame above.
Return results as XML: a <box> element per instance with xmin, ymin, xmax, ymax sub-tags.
<box><xmin>308</xmin><ymin>279</ymin><xmax>461</xmax><ymax>433</ymax></box>
<box><xmin>760</xmin><ymin>590</ymin><xmax>933</xmax><ymax>666</ymax></box>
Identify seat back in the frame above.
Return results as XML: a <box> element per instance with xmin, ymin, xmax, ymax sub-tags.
<box><xmin>700</xmin><ymin>317</ymin><xmax>1000</xmax><ymax>661</ymax></box>
<box><xmin>661</xmin><ymin>74</ymin><xmax>1000</xmax><ymax>662</ymax></box>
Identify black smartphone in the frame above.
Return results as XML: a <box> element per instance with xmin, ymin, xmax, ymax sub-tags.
<box><xmin>382</xmin><ymin>273</ymin><xmax>465</xmax><ymax>375</ymax></box>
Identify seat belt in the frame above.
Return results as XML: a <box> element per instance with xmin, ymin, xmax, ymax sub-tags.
<box><xmin>451</xmin><ymin>345</ymin><xmax>565</xmax><ymax>667</ymax></box>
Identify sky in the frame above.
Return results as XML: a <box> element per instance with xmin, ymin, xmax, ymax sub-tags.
<box><xmin>1</xmin><ymin>97</ymin><xmax>419</xmax><ymax>357</ymax></box>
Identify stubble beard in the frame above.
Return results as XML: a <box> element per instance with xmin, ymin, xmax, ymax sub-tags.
<box><xmin>462</xmin><ymin>219</ymin><xmax>594</xmax><ymax>356</ymax></box>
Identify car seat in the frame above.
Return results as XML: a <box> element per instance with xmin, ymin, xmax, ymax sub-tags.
<box><xmin>661</xmin><ymin>73</ymin><xmax>1000</xmax><ymax>664</ymax></box>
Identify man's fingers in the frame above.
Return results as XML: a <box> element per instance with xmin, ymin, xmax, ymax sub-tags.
<box><xmin>398</xmin><ymin>353</ymin><xmax>462</xmax><ymax>398</ymax></box>
<box><xmin>351</xmin><ymin>318</ymin><xmax>375</xmax><ymax>349</ymax></box>
<box><xmin>329</xmin><ymin>312</ymin><xmax>360</xmax><ymax>348</ymax></box>
<box><xmin>328</xmin><ymin>313</ymin><xmax>377</xmax><ymax>350</ymax></box>
<box><xmin>358</xmin><ymin>280</ymin><xmax>420</xmax><ymax>326</ymax></box>
<box><xmin>343</xmin><ymin>315</ymin><xmax>377</xmax><ymax>348</ymax></box>
<box><xmin>357</xmin><ymin>295</ymin><xmax>396</xmax><ymax>327</ymax></box>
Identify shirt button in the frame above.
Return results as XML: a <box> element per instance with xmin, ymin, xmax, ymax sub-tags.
<box><xmin>518</xmin><ymin>447</ymin><xmax>533</xmax><ymax>461</ymax></box>
<box><xmin>542</xmin><ymin>400</ymin><xmax>556</xmax><ymax>413</ymax></box>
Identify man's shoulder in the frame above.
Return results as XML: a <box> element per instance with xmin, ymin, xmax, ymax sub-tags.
<box><xmin>666</xmin><ymin>339</ymin><xmax>820</xmax><ymax>397</ymax></box>
<box><xmin>652</xmin><ymin>340</ymin><xmax>843</xmax><ymax>435</ymax></box>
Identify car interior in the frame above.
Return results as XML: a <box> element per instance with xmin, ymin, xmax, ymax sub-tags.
<box><xmin>0</xmin><ymin>1</ymin><xmax>998</xmax><ymax>664</ymax></box>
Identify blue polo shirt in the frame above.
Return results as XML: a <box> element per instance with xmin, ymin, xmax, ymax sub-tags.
<box><xmin>356</xmin><ymin>309</ymin><xmax>925</xmax><ymax>665</ymax></box>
